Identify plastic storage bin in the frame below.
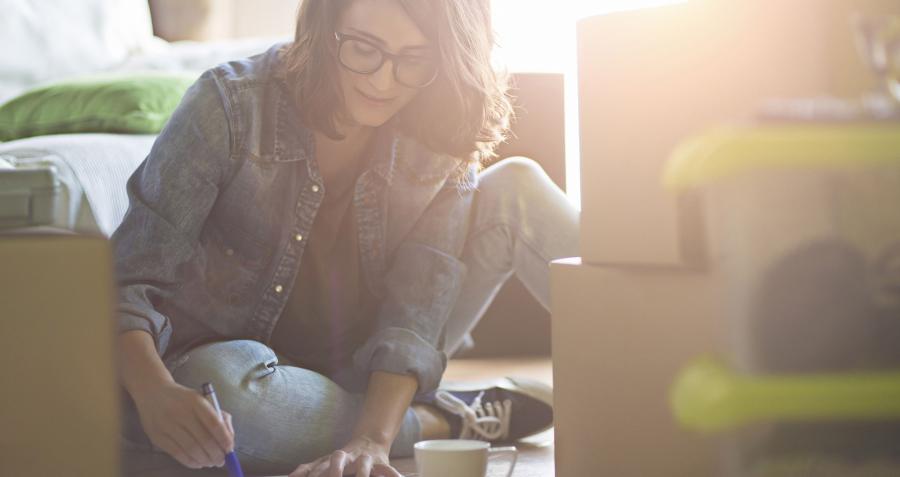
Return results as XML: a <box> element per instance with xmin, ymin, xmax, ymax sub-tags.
<box><xmin>665</xmin><ymin>124</ymin><xmax>900</xmax><ymax>476</ymax></box>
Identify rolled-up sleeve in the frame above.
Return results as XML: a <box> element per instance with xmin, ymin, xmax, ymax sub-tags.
<box><xmin>354</xmin><ymin>167</ymin><xmax>477</xmax><ymax>394</ymax></box>
<box><xmin>353</xmin><ymin>326</ymin><xmax>449</xmax><ymax>394</ymax></box>
<box><xmin>111</xmin><ymin>70</ymin><xmax>234</xmax><ymax>356</ymax></box>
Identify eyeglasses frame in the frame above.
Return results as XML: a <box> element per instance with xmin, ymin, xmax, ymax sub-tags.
<box><xmin>333</xmin><ymin>31</ymin><xmax>439</xmax><ymax>89</ymax></box>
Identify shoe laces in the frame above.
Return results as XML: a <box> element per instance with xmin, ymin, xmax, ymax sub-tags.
<box><xmin>434</xmin><ymin>390</ymin><xmax>513</xmax><ymax>441</ymax></box>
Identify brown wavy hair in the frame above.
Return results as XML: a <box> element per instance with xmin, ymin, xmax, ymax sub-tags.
<box><xmin>278</xmin><ymin>0</ymin><xmax>512</xmax><ymax>168</ymax></box>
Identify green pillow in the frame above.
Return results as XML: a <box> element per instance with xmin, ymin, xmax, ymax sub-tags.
<box><xmin>0</xmin><ymin>72</ymin><xmax>199</xmax><ymax>142</ymax></box>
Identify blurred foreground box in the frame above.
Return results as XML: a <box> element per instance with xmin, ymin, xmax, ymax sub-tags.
<box><xmin>0</xmin><ymin>232</ymin><xmax>119</xmax><ymax>476</ymax></box>
<box><xmin>550</xmin><ymin>258</ymin><xmax>724</xmax><ymax>476</ymax></box>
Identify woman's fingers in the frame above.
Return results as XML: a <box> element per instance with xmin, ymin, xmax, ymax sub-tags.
<box><xmin>326</xmin><ymin>450</ymin><xmax>348</xmax><ymax>477</ymax></box>
<box><xmin>166</xmin><ymin>425</ymin><xmax>209</xmax><ymax>468</ymax></box>
<box><xmin>223</xmin><ymin>411</ymin><xmax>235</xmax><ymax>437</ymax></box>
<box><xmin>190</xmin><ymin>413</ymin><xmax>226</xmax><ymax>465</ymax></box>
<box><xmin>194</xmin><ymin>398</ymin><xmax>234</xmax><ymax>452</ymax></box>
<box><xmin>177</xmin><ymin>418</ymin><xmax>220</xmax><ymax>467</ymax></box>
<box><xmin>302</xmin><ymin>450</ymin><xmax>348</xmax><ymax>477</ymax></box>
<box><xmin>293</xmin><ymin>449</ymin><xmax>391</xmax><ymax>477</ymax></box>
<box><xmin>288</xmin><ymin>462</ymin><xmax>313</xmax><ymax>477</ymax></box>
<box><xmin>355</xmin><ymin>454</ymin><xmax>374</xmax><ymax>477</ymax></box>
<box><xmin>156</xmin><ymin>433</ymin><xmax>199</xmax><ymax>469</ymax></box>
<box><xmin>372</xmin><ymin>463</ymin><xmax>403</xmax><ymax>477</ymax></box>
<box><xmin>307</xmin><ymin>458</ymin><xmax>332</xmax><ymax>477</ymax></box>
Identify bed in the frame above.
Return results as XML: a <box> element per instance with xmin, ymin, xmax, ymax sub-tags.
<box><xmin>0</xmin><ymin>0</ymin><xmax>283</xmax><ymax>235</ymax></box>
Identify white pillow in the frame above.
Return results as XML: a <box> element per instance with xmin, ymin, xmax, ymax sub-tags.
<box><xmin>0</xmin><ymin>0</ymin><xmax>155</xmax><ymax>103</ymax></box>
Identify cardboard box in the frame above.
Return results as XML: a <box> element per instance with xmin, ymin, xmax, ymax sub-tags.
<box><xmin>0</xmin><ymin>233</ymin><xmax>119</xmax><ymax>476</ymax></box>
<box><xmin>551</xmin><ymin>257</ymin><xmax>725</xmax><ymax>476</ymax></box>
<box><xmin>576</xmin><ymin>0</ymin><xmax>899</xmax><ymax>267</ymax></box>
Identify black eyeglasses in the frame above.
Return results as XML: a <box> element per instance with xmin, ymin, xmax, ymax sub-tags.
<box><xmin>334</xmin><ymin>31</ymin><xmax>439</xmax><ymax>89</ymax></box>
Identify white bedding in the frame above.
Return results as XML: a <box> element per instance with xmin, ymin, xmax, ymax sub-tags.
<box><xmin>0</xmin><ymin>36</ymin><xmax>283</xmax><ymax>104</ymax></box>
<box><xmin>111</xmin><ymin>37</ymin><xmax>285</xmax><ymax>76</ymax></box>
<box><xmin>0</xmin><ymin>36</ymin><xmax>285</xmax><ymax>236</ymax></box>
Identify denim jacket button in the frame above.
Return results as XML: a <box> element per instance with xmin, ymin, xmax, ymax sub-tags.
<box><xmin>294</xmin><ymin>234</ymin><xmax>303</xmax><ymax>242</ymax></box>
<box><xmin>274</xmin><ymin>284</ymin><xmax>284</xmax><ymax>293</ymax></box>
<box><xmin>310</xmin><ymin>184</ymin><xmax>320</xmax><ymax>193</ymax></box>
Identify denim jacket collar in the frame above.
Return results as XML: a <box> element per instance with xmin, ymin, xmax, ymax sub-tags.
<box><xmin>253</xmin><ymin>78</ymin><xmax>312</xmax><ymax>163</ymax></box>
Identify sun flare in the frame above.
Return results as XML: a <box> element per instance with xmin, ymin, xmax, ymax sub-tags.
<box><xmin>492</xmin><ymin>0</ymin><xmax>688</xmax><ymax>208</ymax></box>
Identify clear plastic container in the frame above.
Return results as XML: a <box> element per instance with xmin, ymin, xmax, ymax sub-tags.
<box><xmin>667</xmin><ymin>124</ymin><xmax>900</xmax><ymax>476</ymax></box>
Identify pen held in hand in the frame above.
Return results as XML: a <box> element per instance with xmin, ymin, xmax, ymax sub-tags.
<box><xmin>202</xmin><ymin>382</ymin><xmax>245</xmax><ymax>477</ymax></box>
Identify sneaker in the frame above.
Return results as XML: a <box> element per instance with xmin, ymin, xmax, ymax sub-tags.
<box><xmin>416</xmin><ymin>377</ymin><xmax>553</xmax><ymax>443</ymax></box>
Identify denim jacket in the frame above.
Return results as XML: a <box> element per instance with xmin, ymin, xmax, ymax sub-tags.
<box><xmin>111</xmin><ymin>44</ymin><xmax>477</xmax><ymax>394</ymax></box>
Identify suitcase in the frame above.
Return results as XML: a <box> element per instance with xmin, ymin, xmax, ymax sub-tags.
<box><xmin>0</xmin><ymin>156</ymin><xmax>62</xmax><ymax>229</ymax></box>
<box><xmin>0</xmin><ymin>156</ymin><xmax>64</xmax><ymax>229</ymax></box>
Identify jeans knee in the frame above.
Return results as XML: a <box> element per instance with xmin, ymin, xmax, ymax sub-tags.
<box><xmin>171</xmin><ymin>340</ymin><xmax>276</xmax><ymax>396</ymax></box>
<box><xmin>483</xmin><ymin>156</ymin><xmax>549</xmax><ymax>194</ymax></box>
<box><xmin>489</xmin><ymin>156</ymin><xmax>545</xmax><ymax>183</ymax></box>
<box><xmin>477</xmin><ymin>156</ymin><xmax>550</xmax><ymax>218</ymax></box>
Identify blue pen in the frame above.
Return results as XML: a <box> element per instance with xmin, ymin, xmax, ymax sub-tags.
<box><xmin>201</xmin><ymin>382</ymin><xmax>245</xmax><ymax>477</ymax></box>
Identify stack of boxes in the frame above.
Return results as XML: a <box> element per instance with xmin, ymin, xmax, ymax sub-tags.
<box><xmin>550</xmin><ymin>1</ymin><xmax>898</xmax><ymax>475</ymax></box>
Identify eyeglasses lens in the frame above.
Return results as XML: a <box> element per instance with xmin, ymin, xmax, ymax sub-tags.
<box><xmin>339</xmin><ymin>38</ymin><xmax>437</xmax><ymax>88</ymax></box>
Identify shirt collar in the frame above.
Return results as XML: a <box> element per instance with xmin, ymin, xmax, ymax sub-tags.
<box><xmin>258</xmin><ymin>78</ymin><xmax>314</xmax><ymax>164</ymax></box>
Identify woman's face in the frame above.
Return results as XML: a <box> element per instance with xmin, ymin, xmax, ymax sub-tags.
<box><xmin>334</xmin><ymin>0</ymin><xmax>433</xmax><ymax>129</ymax></box>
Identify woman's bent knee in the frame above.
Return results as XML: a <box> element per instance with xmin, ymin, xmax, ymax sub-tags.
<box><xmin>481</xmin><ymin>156</ymin><xmax>545</xmax><ymax>187</ymax></box>
<box><xmin>475</xmin><ymin>156</ymin><xmax>555</xmax><ymax>220</ymax></box>
<box><xmin>479</xmin><ymin>157</ymin><xmax>554</xmax><ymax>201</ymax></box>
<box><xmin>171</xmin><ymin>340</ymin><xmax>276</xmax><ymax>392</ymax></box>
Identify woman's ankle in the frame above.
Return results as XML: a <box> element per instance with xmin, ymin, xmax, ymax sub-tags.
<box><xmin>412</xmin><ymin>404</ymin><xmax>452</xmax><ymax>440</ymax></box>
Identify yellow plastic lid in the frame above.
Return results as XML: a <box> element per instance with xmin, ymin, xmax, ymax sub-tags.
<box><xmin>663</xmin><ymin>124</ymin><xmax>900</xmax><ymax>190</ymax></box>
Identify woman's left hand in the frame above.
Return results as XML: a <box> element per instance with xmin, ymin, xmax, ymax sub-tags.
<box><xmin>288</xmin><ymin>436</ymin><xmax>403</xmax><ymax>477</ymax></box>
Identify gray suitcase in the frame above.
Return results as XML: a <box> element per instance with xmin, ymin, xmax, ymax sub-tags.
<box><xmin>0</xmin><ymin>157</ymin><xmax>63</xmax><ymax>229</ymax></box>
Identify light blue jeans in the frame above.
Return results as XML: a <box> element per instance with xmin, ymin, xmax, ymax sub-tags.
<box><xmin>121</xmin><ymin>157</ymin><xmax>579</xmax><ymax>476</ymax></box>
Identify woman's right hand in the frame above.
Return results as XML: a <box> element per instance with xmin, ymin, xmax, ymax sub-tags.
<box><xmin>132</xmin><ymin>381</ymin><xmax>235</xmax><ymax>469</ymax></box>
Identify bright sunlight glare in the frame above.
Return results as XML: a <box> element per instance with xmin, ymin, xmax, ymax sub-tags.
<box><xmin>492</xmin><ymin>0</ymin><xmax>688</xmax><ymax>210</ymax></box>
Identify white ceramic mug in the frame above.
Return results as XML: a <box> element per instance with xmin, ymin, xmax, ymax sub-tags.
<box><xmin>413</xmin><ymin>439</ymin><xmax>517</xmax><ymax>477</ymax></box>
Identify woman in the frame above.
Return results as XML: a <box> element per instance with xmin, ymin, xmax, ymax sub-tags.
<box><xmin>114</xmin><ymin>0</ymin><xmax>578</xmax><ymax>475</ymax></box>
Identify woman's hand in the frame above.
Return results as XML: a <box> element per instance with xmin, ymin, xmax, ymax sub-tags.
<box><xmin>133</xmin><ymin>381</ymin><xmax>235</xmax><ymax>469</ymax></box>
<box><xmin>288</xmin><ymin>436</ymin><xmax>403</xmax><ymax>477</ymax></box>
<box><xmin>291</xmin><ymin>370</ymin><xmax>418</xmax><ymax>476</ymax></box>
<box><xmin>117</xmin><ymin>330</ymin><xmax>236</xmax><ymax>469</ymax></box>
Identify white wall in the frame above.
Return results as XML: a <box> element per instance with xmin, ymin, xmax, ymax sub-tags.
<box><xmin>150</xmin><ymin>0</ymin><xmax>297</xmax><ymax>41</ymax></box>
<box><xmin>232</xmin><ymin>0</ymin><xmax>298</xmax><ymax>38</ymax></box>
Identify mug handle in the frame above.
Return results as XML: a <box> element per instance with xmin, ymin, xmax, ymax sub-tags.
<box><xmin>488</xmin><ymin>446</ymin><xmax>518</xmax><ymax>477</ymax></box>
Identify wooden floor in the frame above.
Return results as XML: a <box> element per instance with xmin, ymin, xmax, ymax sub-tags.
<box><xmin>391</xmin><ymin>356</ymin><xmax>555</xmax><ymax>477</ymax></box>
